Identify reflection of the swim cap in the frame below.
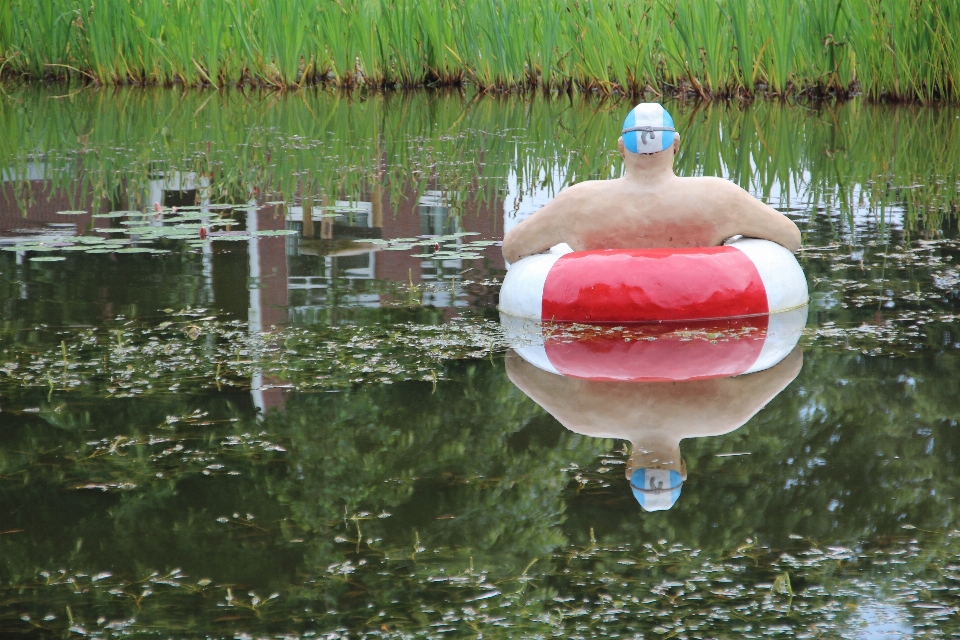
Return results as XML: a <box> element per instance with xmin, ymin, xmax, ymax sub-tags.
<box><xmin>501</xmin><ymin>306</ymin><xmax>807</xmax><ymax>382</ymax></box>
<box><xmin>630</xmin><ymin>468</ymin><xmax>683</xmax><ymax>511</ymax></box>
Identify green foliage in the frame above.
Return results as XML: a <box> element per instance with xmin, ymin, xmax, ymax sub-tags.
<box><xmin>1</xmin><ymin>0</ymin><xmax>959</xmax><ymax>100</ymax></box>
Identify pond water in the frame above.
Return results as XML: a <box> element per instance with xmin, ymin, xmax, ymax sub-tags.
<box><xmin>2</xmin><ymin>88</ymin><xmax>960</xmax><ymax>638</ymax></box>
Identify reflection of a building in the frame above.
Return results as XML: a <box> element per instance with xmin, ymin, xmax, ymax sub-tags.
<box><xmin>285</xmin><ymin>189</ymin><xmax>504</xmax><ymax>320</ymax></box>
<box><xmin>2</xmin><ymin>166</ymin><xmax>508</xmax><ymax>411</ymax></box>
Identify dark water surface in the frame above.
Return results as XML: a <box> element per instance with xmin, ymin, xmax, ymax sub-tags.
<box><xmin>2</xmin><ymin>88</ymin><xmax>960</xmax><ymax>638</ymax></box>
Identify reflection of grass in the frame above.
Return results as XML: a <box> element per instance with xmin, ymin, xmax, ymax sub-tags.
<box><xmin>1</xmin><ymin>0</ymin><xmax>959</xmax><ymax>101</ymax></box>
<box><xmin>1</xmin><ymin>90</ymin><xmax>957</xmax><ymax>239</ymax></box>
<box><xmin>0</xmin><ymin>207</ymin><xmax>297</xmax><ymax>256</ymax></box>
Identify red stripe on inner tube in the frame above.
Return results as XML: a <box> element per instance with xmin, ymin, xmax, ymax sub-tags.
<box><xmin>543</xmin><ymin>316</ymin><xmax>769</xmax><ymax>382</ymax></box>
<box><xmin>541</xmin><ymin>247</ymin><xmax>769</xmax><ymax>323</ymax></box>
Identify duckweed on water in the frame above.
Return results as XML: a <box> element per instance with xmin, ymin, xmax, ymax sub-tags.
<box><xmin>0</xmin><ymin>311</ymin><xmax>508</xmax><ymax>396</ymax></box>
<box><xmin>364</xmin><ymin>234</ymin><xmax>500</xmax><ymax>262</ymax></box>
<box><xmin>7</xmin><ymin>228</ymin><xmax>960</xmax><ymax>398</ymax></box>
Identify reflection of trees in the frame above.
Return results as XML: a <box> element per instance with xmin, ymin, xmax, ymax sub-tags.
<box><xmin>0</xmin><ymin>360</ymin><xmax>608</xmax><ymax>633</ymax></box>
<box><xmin>0</xmin><ymin>251</ymin><xmax>211</xmax><ymax>328</ymax></box>
<box><xmin>270</xmin><ymin>359</ymin><xmax>607</xmax><ymax>572</ymax></box>
<box><xmin>6</xmin><ymin>349</ymin><xmax>960</xmax><ymax>634</ymax></box>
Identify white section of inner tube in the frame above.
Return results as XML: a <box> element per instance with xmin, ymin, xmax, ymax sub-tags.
<box><xmin>513</xmin><ymin>344</ymin><xmax>560</xmax><ymax>375</ymax></box>
<box><xmin>499</xmin><ymin>252</ymin><xmax>561</xmax><ymax>319</ymax></box>
<box><xmin>730</xmin><ymin>238</ymin><xmax>809</xmax><ymax>313</ymax></box>
<box><xmin>743</xmin><ymin>306</ymin><xmax>808</xmax><ymax>375</ymax></box>
<box><xmin>499</xmin><ymin>313</ymin><xmax>558</xmax><ymax>374</ymax></box>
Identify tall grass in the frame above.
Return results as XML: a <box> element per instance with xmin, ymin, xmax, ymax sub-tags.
<box><xmin>1</xmin><ymin>0</ymin><xmax>958</xmax><ymax>101</ymax></box>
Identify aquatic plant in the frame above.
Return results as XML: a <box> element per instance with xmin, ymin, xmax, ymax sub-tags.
<box><xmin>1</xmin><ymin>0</ymin><xmax>959</xmax><ymax>101</ymax></box>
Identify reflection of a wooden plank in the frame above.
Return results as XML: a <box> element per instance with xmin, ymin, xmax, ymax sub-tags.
<box><xmin>320</xmin><ymin>193</ymin><xmax>332</xmax><ymax>239</ymax></box>
<box><xmin>372</xmin><ymin>181</ymin><xmax>383</xmax><ymax>228</ymax></box>
<box><xmin>330</xmin><ymin>222</ymin><xmax>381</xmax><ymax>238</ymax></box>
<box><xmin>301</xmin><ymin>194</ymin><xmax>313</xmax><ymax>237</ymax></box>
<box><xmin>298</xmin><ymin>239</ymin><xmax>382</xmax><ymax>257</ymax></box>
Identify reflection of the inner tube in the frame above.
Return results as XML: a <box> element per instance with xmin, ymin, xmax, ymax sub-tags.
<box><xmin>502</xmin><ymin>306</ymin><xmax>807</xmax><ymax>381</ymax></box>
<box><xmin>503</xmin><ymin>308</ymin><xmax>806</xmax><ymax>511</ymax></box>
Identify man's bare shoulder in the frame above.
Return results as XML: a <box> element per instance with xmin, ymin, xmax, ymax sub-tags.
<box><xmin>533</xmin><ymin>180</ymin><xmax>618</xmax><ymax>219</ymax></box>
<box><xmin>555</xmin><ymin>179</ymin><xmax>615</xmax><ymax>198</ymax></box>
<box><xmin>675</xmin><ymin>175</ymin><xmax>740</xmax><ymax>190</ymax></box>
<box><xmin>673</xmin><ymin>175</ymin><xmax>753</xmax><ymax>206</ymax></box>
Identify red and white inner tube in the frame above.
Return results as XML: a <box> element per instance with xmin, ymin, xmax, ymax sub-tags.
<box><xmin>499</xmin><ymin>238</ymin><xmax>809</xmax><ymax>381</ymax></box>
<box><xmin>500</xmin><ymin>238</ymin><xmax>808</xmax><ymax>323</ymax></box>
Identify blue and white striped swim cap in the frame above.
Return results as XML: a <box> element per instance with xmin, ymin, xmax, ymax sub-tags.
<box><xmin>621</xmin><ymin>103</ymin><xmax>676</xmax><ymax>154</ymax></box>
<box><xmin>630</xmin><ymin>467</ymin><xmax>683</xmax><ymax>511</ymax></box>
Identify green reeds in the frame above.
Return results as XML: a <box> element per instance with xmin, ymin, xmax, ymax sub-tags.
<box><xmin>2</xmin><ymin>0</ymin><xmax>958</xmax><ymax>101</ymax></box>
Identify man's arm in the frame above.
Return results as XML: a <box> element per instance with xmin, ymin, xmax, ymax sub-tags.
<box><xmin>714</xmin><ymin>179</ymin><xmax>802</xmax><ymax>252</ymax></box>
<box><xmin>502</xmin><ymin>188</ymin><xmax>579</xmax><ymax>263</ymax></box>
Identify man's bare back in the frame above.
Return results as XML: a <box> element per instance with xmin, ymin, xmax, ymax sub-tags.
<box><xmin>502</xmin><ymin>104</ymin><xmax>801</xmax><ymax>264</ymax></box>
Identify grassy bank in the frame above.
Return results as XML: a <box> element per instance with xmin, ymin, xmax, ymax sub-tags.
<box><xmin>1</xmin><ymin>0</ymin><xmax>958</xmax><ymax>101</ymax></box>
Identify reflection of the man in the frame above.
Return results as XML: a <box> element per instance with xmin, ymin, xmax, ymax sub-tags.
<box><xmin>503</xmin><ymin>308</ymin><xmax>805</xmax><ymax>511</ymax></box>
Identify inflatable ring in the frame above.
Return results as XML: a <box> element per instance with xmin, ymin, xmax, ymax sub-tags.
<box><xmin>499</xmin><ymin>238</ymin><xmax>808</xmax><ymax>323</ymax></box>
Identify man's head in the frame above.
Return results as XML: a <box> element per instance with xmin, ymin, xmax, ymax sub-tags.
<box><xmin>619</xmin><ymin>103</ymin><xmax>679</xmax><ymax>160</ymax></box>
